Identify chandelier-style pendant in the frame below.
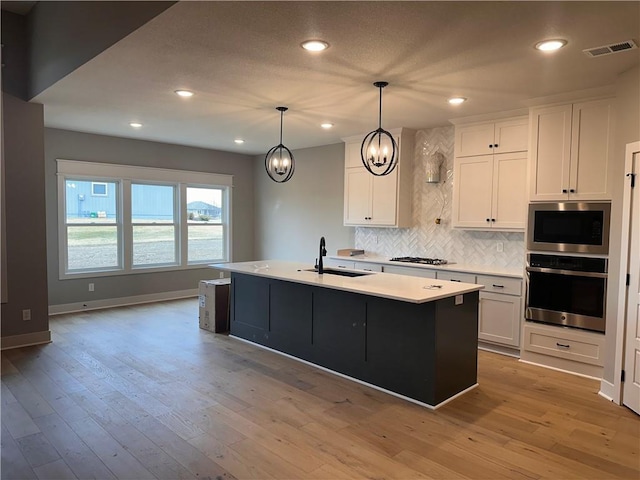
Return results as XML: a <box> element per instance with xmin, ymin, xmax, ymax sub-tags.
<box><xmin>265</xmin><ymin>106</ymin><xmax>295</xmax><ymax>183</ymax></box>
<box><xmin>361</xmin><ymin>81</ymin><xmax>398</xmax><ymax>176</ymax></box>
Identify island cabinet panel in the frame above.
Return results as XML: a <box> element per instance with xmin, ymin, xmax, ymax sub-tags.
<box><xmin>365</xmin><ymin>298</ymin><xmax>436</xmax><ymax>402</ymax></box>
<box><xmin>268</xmin><ymin>280</ymin><xmax>313</xmax><ymax>360</ymax></box>
<box><xmin>230</xmin><ymin>273</ymin><xmax>270</xmax><ymax>343</ymax></box>
<box><xmin>310</xmin><ymin>288</ymin><xmax>367</xmax><ymax>379</ymax></box>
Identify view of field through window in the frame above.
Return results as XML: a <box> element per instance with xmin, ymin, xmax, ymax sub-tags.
<box><xmin>65</xmin><ymin>180</ymin><xmax>225</xmax><ymax>271</ymax></box>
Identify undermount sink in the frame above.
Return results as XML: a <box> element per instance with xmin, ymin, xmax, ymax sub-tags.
<box><xmin>304</xmin><ymin>268</ymin><xmax>373</xmax><ymax>278</ymax></box>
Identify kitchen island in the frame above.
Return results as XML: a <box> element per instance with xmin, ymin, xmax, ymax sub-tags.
<box><xmin>211</xmin><ymin>260</ymin><xmax>483</xmax><ymax>408</ymax></box>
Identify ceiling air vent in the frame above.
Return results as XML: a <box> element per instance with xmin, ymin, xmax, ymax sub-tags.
<box><xmin>583</xmin><ymin>40</ymin><xmax>638</xmax><ymax>57</ymax></box>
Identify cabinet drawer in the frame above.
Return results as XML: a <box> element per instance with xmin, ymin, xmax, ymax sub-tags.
<box><xmin>523</xmin><ymin>323</ymin><xmax>604</xmax><ymax>366</ymax></box>
<box><xmin>476</xmin><ymin>275</ymin><xmax>522</xmax><ymax>296</ymax></box>
<box><xmin>355</xmin><ymin>262</ymin><xmax>383</xmax><ymax>273</ymax></box>
<box><xmin>324</xmin><ymin>258</ymin><xmax>355</xmax><ymax>270</ymax></box>
<box><xmin>383</xmin><ymin>265</ymin><xmax>436</xmax><ymax>278</ymax></box>
<box><xmin>436</xmin><ymin>271</ymin><xmax>476</xmax><ymax>284</ymax></box>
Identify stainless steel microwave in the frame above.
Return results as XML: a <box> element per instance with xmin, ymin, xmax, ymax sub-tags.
<box><xmin>527</xmin><ymin>202</ymin><xmax>611</xmax><ymax>254</ymax></box>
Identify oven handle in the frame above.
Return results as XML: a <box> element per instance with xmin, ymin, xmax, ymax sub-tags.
<box><xmin>526</xmin><ymin>266</ymin><xmax>607</xmax><ymax>279</ymax></box>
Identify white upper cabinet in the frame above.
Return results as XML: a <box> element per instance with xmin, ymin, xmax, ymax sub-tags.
<box><xmin>529</xmin><ymin>98</ymin><xmax>615</xmax><ymax>201</ymax></box>
<box><xmin>452</xmin><ymin>152</ymin><xmax>528</xmax><ymax>230</ymax></box>
<box><xmin>343</xmin><ymin>128</ymin><xmax>414</xmax><ymax>228</ymax></box>
<box><xmin>454</xmin><ymin>117</ymin><xmax>528</xmax><ymax>157</ymax></box>
<box><xmin>452</xmin><ymin>116</ymin><xmax>528</xmax><ymax>231</ymax></box>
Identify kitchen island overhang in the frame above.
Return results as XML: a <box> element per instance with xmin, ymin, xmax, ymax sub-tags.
<box><xmin>211</xmin><ymin>260</ymin><xmax>484</xmax><ymax>409</ymax></box>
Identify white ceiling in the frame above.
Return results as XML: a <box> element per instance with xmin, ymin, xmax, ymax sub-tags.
<box><xmin>32</xmin><ymin>1</ymin><xmax>640</xmax><ymax>155</ymax></box>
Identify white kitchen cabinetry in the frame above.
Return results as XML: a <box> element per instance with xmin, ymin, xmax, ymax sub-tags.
<box><xmin>436</xmin><ymin>271</ymin><xmax>476</xmax><ymax>284</ymax></box>
<box><xmin>382</xmin><ymin>265</ymin><xmax>436</xmax><ymax>278</ymax></box>
<box><xmin>454</xmin><ymin>117</ymin><xmax>528</xmax><ymax>157</ymax></box>
<box><xmin>529</xmin><ymin>98</ymin><xmax>614</xmax><ymax>201</ymax></box>
<box><xmin>436</xmin><ymin>271</ymin><xmax>523</xmax><ymax>351</ymax></box>
<box><xmin>343</xmin><ymin>128</ymin><xmax>414</xmax><ymax>228</ymax></box>
<box><xmin>452</xmin><ymin>151</ymin><xmax>527</xmax><ymax>230</ymax></box>
<box><xmin>323</xmin><ymin>258</ymin><xmax>383</xmax><ymax>272</ymax></box>
<box><xmin>521</xmin><ymin>322</ymin><xmax>605</xmax><ymax>378</ymax></box>
<box><xmin>476</xmin><ymin>275</ymin><xmax>522</xmax><ymax>348</ymax></box>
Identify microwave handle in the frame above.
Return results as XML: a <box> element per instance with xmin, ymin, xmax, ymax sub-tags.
<box><xmin>526</xmin><ymin>266</ymin><xmax>607</xmax><ymax>279</ymax></box>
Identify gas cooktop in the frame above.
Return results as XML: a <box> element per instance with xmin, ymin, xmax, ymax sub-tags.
<box><xmin>390</xmin><ymin>257</ymin><xmax>449</xmax><ymax>266</ymax></box>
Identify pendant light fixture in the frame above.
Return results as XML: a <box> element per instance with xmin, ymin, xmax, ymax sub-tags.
<box><xmin>361</xmin><ymin>81</ymin><xmax>398</xmax><ymax>176</ymax></box>
<box><xmin>265</xmin><ymin>106</ymin><xmax>295</xmax><ymax>183</ymax></box>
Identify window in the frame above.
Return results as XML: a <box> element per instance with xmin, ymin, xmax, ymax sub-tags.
<box><xmin>132</xmin><ymin>183</ymin><xmax>177</xmax><ymax>267</ymax></box>
<box><xmin>187</xmin><ymin>187</ymin><xmax>225</xmax><ymax>263</ymax></box>
<box><xmin>91</xmin><ymin>182</ymin><xmax>108</xmax><ymax>196</ymax></box>
<box><xmin>57</xmin><ymin>160</ymin><xmax>232</xmax><ymax>278</ymax></box>
<box><xmin>65</xmin><ymin>179</ymin><xmax>120</xmax><ymax>272</ymax></box>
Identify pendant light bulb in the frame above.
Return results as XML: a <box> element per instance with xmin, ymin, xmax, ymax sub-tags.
<box><xmin>265</xmin><ymin>107</ymin><xmax>295</xmax><ymax>183</ymax></box>
<box><xmin>361</xmin><ymin>81</ymin><xmax>398</xmax><ymax>176</ymax></box>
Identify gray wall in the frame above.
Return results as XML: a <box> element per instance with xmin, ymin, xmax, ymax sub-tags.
<box><xmin>1</xmin><ymin>11</ymin><xmax>28</xmax><ymax>100</ymax></box>
<box><xmin>45</xmin><ymin>128</ymin><xmax>255</xmax><ymax>307</ymax></box>
<box><xmin>253</xmin><ymin>142</ymin><xmax>354</xmax><ymax>263</ymax></box>
<box><xmin>1</xmin><ymin>94</ymin><xmax>49</xmax><ymax>337</ymax></box>
<box><xmin>28</xmin><ymin>1</ymin><xmax>175</xmax><ymax>98</ymax></box>
<box><xmin>604</xmin><ymin>65</ymin><xmax>640</xmax><ymax>383</ymax></box>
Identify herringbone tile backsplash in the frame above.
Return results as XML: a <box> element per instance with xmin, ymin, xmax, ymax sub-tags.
<box><xmin>354</xmin><ymin>126</ymin><xmax>525</xmax><ymax>269</ymax></box>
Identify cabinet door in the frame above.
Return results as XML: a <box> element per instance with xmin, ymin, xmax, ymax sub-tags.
<box><xmin>491</xmin><ymin>152</ymin><xmax>527</xmax><ymax>230</ymax></box>
<box><xmin>478</xmin><ymin>292</ymin><xmax>521</xmax><ymax>347</ymax></box>
<box><xmin>370</xmin><ymin>168</ymin><xmax>399</xmax><ymax>226</ymax></box>
<box><xmin>454</xmin><ymin>123</ymin><xmax>495</xmax><ymax>157</ymax></box>
<box><xmin>344</xmin><ymin>167</ymin><xmax>371</xmax><ymax>225</ymax></box>
<box><xmin>344</xmin><ymin>141</ymin><xmax>362</xmax><ymax>168</ymax></box>
<box><xmin>569</xmin><ymin>98</ymin><xmax>613</xmax><ymax>200</ymax></box>
<box><xmin>494</xmin><ymin>117</ymin><xmax>528</xmax><ymax>154</ymax></box>
<box><xmin>529</xmin><ymin>104</ymin><xmax>572</xmax><ymax>201</ymax></box>
<box><xmin>452</xmin><ymin>155</ymin><xmax>493</xmax><ymax>228</ymax></box>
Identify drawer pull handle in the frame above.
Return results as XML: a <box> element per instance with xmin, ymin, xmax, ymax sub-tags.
<box><xmin>451</xmin><ymin>279</ymin><xmax>461</xmax><ymax>282</ymax></box>
<box><xmin>492</xmin><ymin>284</ymin><xmax>504</xmax><ymax>288</ymax></box>
<box><xmin>556</xmin><ymin>343</ymin><xmax>570</xmax><ymax>349</ymax></box>
<box><xmin>363</xmin><ymin>269</ymin><xmax>372</xmax><ymax>271</ymax></box>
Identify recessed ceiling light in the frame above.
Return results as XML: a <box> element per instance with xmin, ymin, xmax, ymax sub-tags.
<box><xmin>175</xmin><ymin>90</ymin><xmax>194</xmax><ymax>97</ymax></box>
<box><xmin>321</xmin><ymin>123</ymin><xmax>334</xmax><ymax>129</ymax></box>
<box><xmin>301</xmin><ymin>40</ymin><xmax>329</xmax><ymax>52</ymax></box>
<box><xmin>129</xmin><ymin>122</ymin><xmax>143</xmax><ymax>128</ymax></box>
<box><xmin>448</xmin><ymin>97</ymin><xmax>467</xmax><ymax>105</ymax></box>
<box><xmin>535</xmin><ymin>39</ymin><xmax>567</xmax><ymax>52</ymax></box>
<box><xmin>234</xmin><ymin>139</ymin><xmax>245</xmax><ymax>144</ymax></box>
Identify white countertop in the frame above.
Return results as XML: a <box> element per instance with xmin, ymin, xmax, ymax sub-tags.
<box><xmin>211</xmin><ymin>260</ymin><xmax>483</xmax><ymax>304</ymax></box>
<box><xmin>330</xmin><ymin>254</ymin><xmax>524</xmax><ymax>278</ymax></box>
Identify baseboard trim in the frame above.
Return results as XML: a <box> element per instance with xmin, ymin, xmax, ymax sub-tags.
<box><xmin>478</xmin><ymin>342</ymin><xmax>520</xmax><ymax>358</ymax></box>
<box><xmin>49</xmin><ymin>289</ymin><xmax>198</xmax><ymax>315</ymax></box>
<box><xmin>1</xmin><ymin>330</ymin><xmax>52</xmax><ymax>350</ymax></box>
<box><xmin>518</xmin><ymin>358</ymin><xmax>601</xmax><ymax>381</ymax></box>
<box><xmin>598</xmin><ymin>379</ymin><xmax>619</xmax><ymax>404</ymax></box>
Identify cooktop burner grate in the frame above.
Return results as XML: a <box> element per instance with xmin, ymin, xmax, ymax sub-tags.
<box><xmin>390</xmin><ymin>257</ymin><xmax>448</xmax><ymax>265</ymax></box>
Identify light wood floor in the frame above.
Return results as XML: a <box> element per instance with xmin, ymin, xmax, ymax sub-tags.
<box><xmin>2</xmin><ymin>299</ymin><xmax>638</xmax><ymax>479</ymax></box>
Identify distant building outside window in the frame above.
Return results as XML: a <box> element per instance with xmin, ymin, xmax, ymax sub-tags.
<box><xmin>91</xmin><ymin>182</ymin><xmax>108</xmax><ymax>196</ymax></box>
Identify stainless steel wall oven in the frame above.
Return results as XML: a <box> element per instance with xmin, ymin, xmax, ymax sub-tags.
<box><xmin>525</xmin><ymin>254</ymin><xmax>607</xmax><ymax>333</ymax></box>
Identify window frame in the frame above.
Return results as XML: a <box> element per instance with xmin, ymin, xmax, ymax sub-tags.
<box><xmin>57</xmin><ymin>160</ymin><xmax>233</xmax><ymax>280</ymax></box>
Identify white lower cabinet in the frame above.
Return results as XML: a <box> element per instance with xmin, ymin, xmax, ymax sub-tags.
<box><xmin>324</xmin><ymin>258</ymin><xmax>383</xmax><ymax>272</ymax></box>
<box><xmin>521</xmin><ymin>322</ymin><xmax>605</xmax><ymax>378</ymax></box>
<box><xmin>478</xmin><ymin>292</ymin><xmax>521</xmax><ymax>347</ymax></box>
<box><xmin>382</xmin><ymin>265</ymin><xmax>436</xmax><ymax>278</ymax></box>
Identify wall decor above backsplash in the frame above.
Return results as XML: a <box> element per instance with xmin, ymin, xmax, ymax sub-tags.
<box><xmin>354</xmin><ymin>126</ymin><xmax>525</xmax><ymax>269</ymax></box>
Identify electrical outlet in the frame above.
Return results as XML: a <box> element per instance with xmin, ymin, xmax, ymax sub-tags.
<box><xmin>22</xmin><ymin>309</ymin><xmax>31</xmax><ymax>321</ymax></box>
<box><xmin>219</xmin><ymin>272</ymin><xmax>224</xmax><ymax>279</ymax></box>
<box><xmin>496</xmin><ymin>242</ymin><xmax>504</xmax><ymax>253</ymax></box>
<box><xmin>88</xmin><ymin>283</ymin><xmax>95</xmax><ymax>292</ymax></box>
<box><xmin>373</xmin><ymin>235</ymin><xmax>379</xmax><ymax>244</ymax></box>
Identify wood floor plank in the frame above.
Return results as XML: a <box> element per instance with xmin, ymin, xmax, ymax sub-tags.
<box><xmin>33</xmin><ymin>458</ymin><xmax>78</xmax><ymax>480</ymax></box>
<box><xmin>32</xmin><ymin>413</ymin><xmax>116</xmax><ymax>480</ymax></box>
<box><xmin>1</xmin><ymin>423</ymin><xmax>38</xmax><ymax>480</ymax></box>
<box><xmin>1</xmin><ymin>298</ymin><xmax>637</xmax><ymax>480</ymax></box>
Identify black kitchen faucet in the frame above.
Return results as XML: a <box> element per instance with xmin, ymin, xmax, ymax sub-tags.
<box><xmin>317</xmin><ymin>236</ymin><xmax>326</xmax><ymax>274</ymax></box>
